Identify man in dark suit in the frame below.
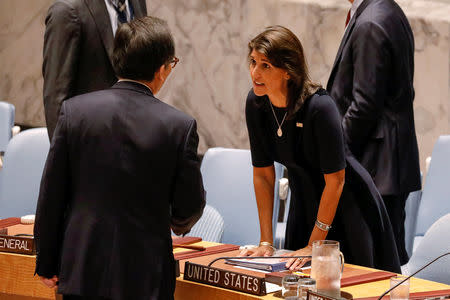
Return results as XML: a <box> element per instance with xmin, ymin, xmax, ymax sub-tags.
<box><xmin>34</xmin><ymin>16</ymin><xmax>205</xmax><ymax>300</ymax></box>
<box><xmin>327</xmin><ymin>0</ymin><xmax>421</xmax><ymax>265</ymax></box>
<box><xmin>43</xmin><ymin>0</ymin><xmax>147</xmax><ymax>140</ymax></box>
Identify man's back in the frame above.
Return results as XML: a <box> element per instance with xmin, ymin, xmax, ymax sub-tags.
<box><xmin>64</xmin><ymin>81</ymin><xmax>196</xmax><ymax>234</ymax></box>
<box><xmin>36</xmin><ymin>81</ymin><xmax>205</xmax><ymax>299</ymax></box>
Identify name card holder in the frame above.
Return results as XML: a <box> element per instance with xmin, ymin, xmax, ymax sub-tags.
<box><xmin>183</xmin><ymin>261</ymin><xmax>266</xmax><ymax>296</ymax></box>
<box><xmin>0</xmin><ymin>234</ymin><xmax>35</xmax><ymax>255</ymax></box>
<box><xmin>307</xmin><ymin>290</ymin><xmax>353</xmax><ymax>300</ymax></box>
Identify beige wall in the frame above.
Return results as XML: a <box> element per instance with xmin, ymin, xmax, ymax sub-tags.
<box><xmin>0</xmin><ymin>0</ymin><xmax>449</xmax><ymax>173</ymax></box>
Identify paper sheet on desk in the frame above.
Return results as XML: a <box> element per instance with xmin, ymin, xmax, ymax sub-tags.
<box><xmin>232</xmin><ymin>267</ymin><xmax>303</xmax><ymax>293</ymax></box>
<box><xmin>266</xmin><ymin>282</ymin><xmax>282</xmax><ymax>293</ymax></box>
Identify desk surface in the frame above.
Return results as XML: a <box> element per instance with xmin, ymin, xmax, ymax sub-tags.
<box><xmin>1</xmin><ymin>241</ymin><xmax>449</xmax><ymax>300</ymax></box>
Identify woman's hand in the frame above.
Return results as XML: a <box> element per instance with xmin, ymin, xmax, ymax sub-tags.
<box><xmin>282</xmin><ymin>245</ymin><xmax>312</xmax><ymax>271</ymax></box>
<box><xmin>239</xmin><ymin>245</ymin><xmax>275</xmax><ymax>257</ymax></box>
<box><xmin>39</xmin><ymin>275</ymin><xmax>59</xmax><ymax>288</ymax></box>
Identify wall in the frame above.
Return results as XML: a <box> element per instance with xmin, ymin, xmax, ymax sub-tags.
<box><xmin>0</xmin><ymin>0</ymin><xmax>449</xmax><ymax>172</ymax></box>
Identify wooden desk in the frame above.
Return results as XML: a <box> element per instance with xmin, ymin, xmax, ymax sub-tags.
<box><xmin>0</xmin><ymin>252</ymin><xmax>59</xmax><ymax>300</ymax></box>
<box><xmin>1</xmin><ymin>241</ymin><xmax>449</xmax><ymax>300</ymax></box>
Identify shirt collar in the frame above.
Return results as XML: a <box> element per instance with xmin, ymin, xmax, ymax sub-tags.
<box><xmin>118</xmin><ymin>79</ymin><xmax>154</xmax><ymax>94</ymax></box>
<box><xmin>350</xmin><ymin>0</ymin><xmax>365</xmax><ymax>19</ymax></box>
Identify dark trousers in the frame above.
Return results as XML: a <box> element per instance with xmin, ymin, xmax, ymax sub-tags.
<box><xmin>64</xmin><ymin>296</ymin><xmax>111</xmax><ymax>300</ymax></box>
<box><xmin>382</xmin><ymin>193</ymin><xmax>409</xmax><ymax>265</ymax></box>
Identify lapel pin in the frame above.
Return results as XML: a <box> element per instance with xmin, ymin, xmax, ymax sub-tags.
<box><xmin>296</xmin><ymin>122</ymin><xmax>303</xmax><ymax>127</ymax></box>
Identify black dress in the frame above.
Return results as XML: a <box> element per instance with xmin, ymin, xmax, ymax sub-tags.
<box><xmin>245</xmin><ymin>88</ymin><xmax>401</xmax><ymax>272</ymax></box>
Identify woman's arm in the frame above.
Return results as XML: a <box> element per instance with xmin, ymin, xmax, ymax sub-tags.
<box><xmin>309</xmin><ymin>169</ymin><xmax>345</xmax><ymax>243</ymax></box>
<box><xmin>284</xmin><ymin>168</ymin><xmax>345</xmax><ymax>269</ymax></box>
<box><xmin>239</xmin><ymin>165</ymin><xmax>276</xmax><ymax>256</ymax></box>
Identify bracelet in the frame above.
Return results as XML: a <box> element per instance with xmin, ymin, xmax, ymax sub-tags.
<box><xmin>315</xmin><ymin>219</ymin><xmax>332</xmax><ymax>231</ymax></box>
<box><xmin>259</xmin><ymin>241</ymin><xmax>276</xmax><ymax>251</ymax></box>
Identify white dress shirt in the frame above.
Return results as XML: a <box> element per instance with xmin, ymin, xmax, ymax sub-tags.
<box><xmin>345</xmin><ymin>0</ymin><xmax>365</xmax><ymax>31</ymax></box>
<box><xmin>350</xmin><ymin>0</ymin><xmax>365</xmax><ymax>19</ymax></box>
<box><xmin>104</xmin><ymin>0</ymin><xmax>132</xmax><ymax>35</ymax></box>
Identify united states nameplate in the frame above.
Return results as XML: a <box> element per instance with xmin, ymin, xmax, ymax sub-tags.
<box><xmin>183</xmin><ymin>261</ymin><xmax>266</xmax><ymax>296</ymax></box>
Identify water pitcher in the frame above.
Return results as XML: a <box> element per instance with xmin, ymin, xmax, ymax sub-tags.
<box><xmin>310</xmin><ymin>240</ymin><xmax>344</xmax><ymax>298</ymax></box>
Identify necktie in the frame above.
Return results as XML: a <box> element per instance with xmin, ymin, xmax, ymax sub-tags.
<box><xmin>345</xmin><ymin>9</ymin><xmax>351</xmax><ymax>28</ymax></box>
<box><xmin>110</xmin><ymin>0</ymin><xmax>128</xmax><ymax>24</ymax></box>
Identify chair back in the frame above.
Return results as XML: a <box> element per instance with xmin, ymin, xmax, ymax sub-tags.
<box><xmin>0</xmin><ymin>128</ymin><xmax>50</xmax><ymax>218</ymax></box>
<box><xmin>404</xmin><ymin>189</ymin><xmax>422</xmax><ymax>257</ymax></box>
<box><xmin>200</xmin><ymin>148</ymin><xmax>283</xmax><ymax>246</ymax></box>
<box><xmin>406</xmin><ymin>213</ymin><xmax>450</xmax><ymax>284</ymax></box>
<box><xmin>0</xmin><ymin>101</ymin><xmax>15</xmax><ymax>154</ymax></box>
<box><xmin>186</xmin><ymin>204</ymin><xmax>224</xmax><ymax>242</ymax></box>
<box><xmin>414</xmin><ymin>135</ymin><xmax>450</xmax><ymax>248</ymax></box>
<box><xmin>272</xmin><ymin>162</ymin><xmax>285</xmax><ymax>237</ymax></box>
<box><xmin>275</xmin><ymin>185</ymin><xmax>291</xmax><ymax>249</ymax></box>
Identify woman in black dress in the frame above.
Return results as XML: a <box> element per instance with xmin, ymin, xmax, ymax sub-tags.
<box><xmin>240</xmin><ymin>26</ymin><xmax>400</xmax><ymax>272</ymax></box>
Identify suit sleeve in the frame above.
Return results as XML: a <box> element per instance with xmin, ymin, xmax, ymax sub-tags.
<box><xmin>343</xmin><ymin>22</ymin><xmax>390</xmax><ymax>153</ymax></box>
<box><xmin>42</xmin><ymin>1</ymin><xmax>80</xmax><ymax>140</ymax></box>
<box><xmin>170</xmin><ymin>120</ymin><xmax>206</xmax><ymax>235</ymax></box>
<box><xmin>34</xmin><ymin>102</ymin><xmax>70</xmax><ymax>277</ymax></box>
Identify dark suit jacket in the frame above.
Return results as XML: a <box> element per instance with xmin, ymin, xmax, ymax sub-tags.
<box><xmin>327</xmin><ymin>0</ymin><xmax>421</xmax><ymax>195</ymax></box>
<box><xmin>42</xmin><ymin>0</ymin><xmax>147</xmax><ymax>140</ymax></box>
<box><xmin>34</xmin><ymin>81</ymin><xmax>206</xmax><ymax>300</ymax></box>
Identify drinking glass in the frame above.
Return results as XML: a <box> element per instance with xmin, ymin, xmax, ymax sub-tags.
<box><xmin>310</xmin><ymin>240</ymin><xmax>344</xmax><ymax>298</ymax></box>
<box><xmin>282</xmin><ymin>274</ymin><xmax>300</xmax><ymax>299</ymax></box>
<box><xmin>390</xmin><ymin>276</ymin><xmax>409</xmax><ymax>300</ymax></box>
<box><xmin>298</xmin><ymin>278</ymin><xmax>316</xmax><ymax>300</ymax></box>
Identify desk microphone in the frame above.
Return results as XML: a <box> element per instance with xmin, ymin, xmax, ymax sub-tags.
<box><xmin>377</xmin><ymin>252</ymin><xmax>450</xmax><ymax>300</ymax></box>
<box><xmin>207</xmin><ymin>255</ymin><xmax>312</xmax><ymax>267</ymax></box>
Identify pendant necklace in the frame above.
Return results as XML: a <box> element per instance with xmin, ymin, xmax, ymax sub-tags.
<box><xmin>268</xmin><ymin>99</ymin><xmax>287</xmax><ymax>137</ymax></box>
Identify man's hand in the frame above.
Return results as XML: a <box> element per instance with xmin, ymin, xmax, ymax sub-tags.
<box><xmin>39</xmin><ymin>275</ymin><xmax>59</xmax><ymax>288</ymax></box>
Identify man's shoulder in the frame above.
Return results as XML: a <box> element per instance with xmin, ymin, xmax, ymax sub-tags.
<box><xmin>47</xmin><ymin>0</ymin><xmax>87</xmax><ymax>22</ymax></box>
<box><xmin>353</xmin><ymin>0</ymin><xmax>412</xmax><ymax>49</ymax></box>
<box><xmin>49</xmin><ymin>0</ymin><xmax>84</xmax><ymax>12</ymax></box>
<box><xmin>156</xmin><ymin>99</ymin><xmax>195</xmax><ymax>123</ymax></box>
<box><xmin>69</xmin><ymin>87</ymin><xmax>111</xmax><ymax>99</ymax></box>
<box><xmin>356</xmin><ymin>0</ymin><xmax>406</xmax><ymax>27</ymax></box>
<box><xmin>66</xmin><ymin>88</ymin><xmax>195</xmax><ymax>124</ymax></box>
<box><xmin>62</xmin><ymin>89</ymin><xmax>107</xmax><ymax>110</ymax></box>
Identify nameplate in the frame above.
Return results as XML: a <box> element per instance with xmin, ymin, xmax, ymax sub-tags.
<box><xmin>307</xmin><ymin>290</ymin><xmax>352</xmax><ymax>300</ymax></box>
<box><xmin>0</xmin><ymin>235</ymin><xmax>35</xmax><ymax>255</ymax></box>
<box><xmin>183</xmin><ymin>262</ymin><xmax>266</xmax><ymax>296</ymax></box>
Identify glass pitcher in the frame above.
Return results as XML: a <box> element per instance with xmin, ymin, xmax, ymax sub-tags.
<box><xmin>310</xmin><ymin>240</ymin><xmax>344</xmax><ymax>298</ymax></box>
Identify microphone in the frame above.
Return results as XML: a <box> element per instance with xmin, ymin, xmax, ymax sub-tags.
<box><xmin>207</xmin><ymin>255</ymin><xmax>312</xmax><ymax>267</ymax></box>
<box><xmin>377</xmin><ymin>252</ymin><xmax>450</xmax><ymax>300</ymax></box>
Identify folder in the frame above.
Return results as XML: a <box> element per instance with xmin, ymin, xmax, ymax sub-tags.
<box><xmin>225</xmin><ymin>257</ymin><xmax>288</xmax><ymax>272</ymax></box>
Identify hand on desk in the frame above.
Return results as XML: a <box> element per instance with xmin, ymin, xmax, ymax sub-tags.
<box><xmin>282</xmin><ymin>245</ymin><xmax>312</xmax><ymax>271</ymax></box>
<box><xmin>39</xmin><ymin>275</ymin><xmax>59</xmax><ymax>289</ymax></box>
<box><xmin>238</xmin><ymin>245</ymin><xmax>274</xmax><ymax>257</ymax></box>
